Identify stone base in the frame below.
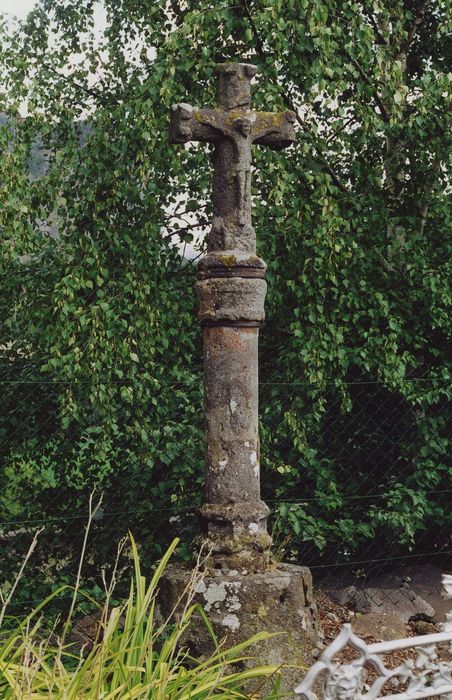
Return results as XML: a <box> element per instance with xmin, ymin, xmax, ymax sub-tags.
<box><xmin>158</xmin><ymin>562</ymin><xmax>321</xmax><ymax>695</ymax></box>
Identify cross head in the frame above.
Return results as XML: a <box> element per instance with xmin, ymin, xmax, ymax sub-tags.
<box><xmin>169</xmin><ymin>62</ymin><xmax>296</xmax><ymax>254</ymax></box>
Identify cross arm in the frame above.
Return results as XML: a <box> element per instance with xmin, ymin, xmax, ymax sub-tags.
<box><xmin>169</xmin><ymin>103</ymin><xmax>230</xmax><ymax>145</ymax></box>
<box><xmin>252</xmin><ymin>110</ymin><xmax>297</xmax><ymax>151</ymax></box>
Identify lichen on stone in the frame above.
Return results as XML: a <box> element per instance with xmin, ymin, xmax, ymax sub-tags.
<box><xmin>221</xmin><ymin>613</ymin><xmax>240</xmax><ymax>631</ymax></box>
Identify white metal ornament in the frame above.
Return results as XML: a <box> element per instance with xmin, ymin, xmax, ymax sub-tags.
<box><xmin>294</xmin><ymin>574</ymin><xmax>452</xmax><ymax>700</ymax></box>
<box><xmin>443</xmin><ymin>574</ymin><xmax>452</xmax><ymax>633</ymax></box>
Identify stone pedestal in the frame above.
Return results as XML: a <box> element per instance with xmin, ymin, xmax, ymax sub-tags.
<box><xmin>159</xmin><ymin>562</ymin><xmax>320</xmax><ymax>694</ymax></box>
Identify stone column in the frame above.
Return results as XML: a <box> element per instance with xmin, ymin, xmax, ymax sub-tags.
<box><xmin>197</xmin><ymin>254</ymin><xmax>271</xmax><ymax>572</ymax></box>
<box><xmin>160</xmin><ymin>62</ymin><xmax>321</xmax><ymax>694</ymax></box>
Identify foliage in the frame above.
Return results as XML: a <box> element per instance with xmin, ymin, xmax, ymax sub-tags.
<box><xmin>0</xmin><ymin>0</ymin><xmax>450</xmax><ymax>594</ymax></box>
<box><xmin>0</xmin><ymin>536</ymin><xmax>282</xmax><ymax>699</ymax></box>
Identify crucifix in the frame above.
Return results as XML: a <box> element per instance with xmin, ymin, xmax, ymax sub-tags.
<box><xmin>170</xmin><ymin>62</ymin><xmax>296</xmax><ymax>573</ymax></box>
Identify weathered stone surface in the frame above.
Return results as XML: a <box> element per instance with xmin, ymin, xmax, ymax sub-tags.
<box><xmin>203</xmin><ymin>325</ymin><xmax>260</xmax><ymax>499</ymax></box>
<box><xmin>197</xmin><ymin>277</ymin><xmax>267</xmax><ymax>324</ymax></box>
<box><xmin>198</xmin><ymin>251</ymin><xmax>266</xmax><ymax>278</ymax></box>
<box><xmin>327</xmin><ymin>585</ymin><xmax>435</xmax><ymax>623</ymax></box>
<box><xmin>201</xmin><ymin>323</ymin><xmax>270</xmax><ymax>570</ymax></box>
<box><xmin>351</xmin><ymin>612</ymin><xmax>408</xmax><ymax>641</ymax></box>
<box><xmin>215</xmin><ymin>62</ymin><xmax>257</xmax><ymax>110</ymax></box>
<box><xmin>159</xmin><ymin>562</ymin><xmax>320</xmax><ymax>694</ymax></box>
<box><xmin>197</xmin><ymin>501</ymin><xmax>272</xmax><ymax>572</ymax></box>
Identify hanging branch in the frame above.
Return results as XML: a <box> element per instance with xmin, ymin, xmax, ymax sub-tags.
<box><xmin>362</xmin><ymin>7</ymin><xmax>389</xmax><ymax>46</ymax></box>
<box><xmin>343</xmin><ymin>52</ymin><xmax>390</xmax><ymax>123</ymax></box>
<box><xmin>46</xmin><ymin>65</ymin><xmax>115</xmax><ymax>107</ymax></box>
<box><xmin>240</xmin><ymin>0</ymin><xmax>349</xmax><ymax>195</ymax></box>
<box><xmin>396</xmin><ymin>0</ymin><xmax>431</xmax><ymax>60</ymax></box>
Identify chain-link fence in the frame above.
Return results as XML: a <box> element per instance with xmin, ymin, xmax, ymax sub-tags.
<box><xmin>1</xmin><ymin>361</ymin><xmax>451</xmax><ymax>625</ymax></box>
<box><xmin>259</xmin><ymin>371</ymin><xmax>451</xmax><ymax>624</ymax></box>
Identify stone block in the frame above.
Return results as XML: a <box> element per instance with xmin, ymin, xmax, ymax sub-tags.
<box><xmin>158</xmin><ymin>562</ymin><xmax>321</xmax><ymax>694</ymax></box>
<box><xmin>327</xmin><ymin>585</ymin><xmax>435</xmax><ymax>623</ymax></box>
<box><xmin>197</xmin><ymin>276</ymin><xmax>267</xmax><ymax>324</ymax></box>
<box><xmin>351</xmin><ymin>612</ymin><xmax>408</xmax><ymax>641</ymax></box>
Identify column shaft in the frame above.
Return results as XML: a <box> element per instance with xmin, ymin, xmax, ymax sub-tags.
<box><xmin>204</xmin><ymin>325</ymin><xmax>260</xmax><ymax>504</ymax></box>
<box><xmin>196</xmin><ymin>256</ymin><xmax>271</xmax><ymax>572</ymax></box>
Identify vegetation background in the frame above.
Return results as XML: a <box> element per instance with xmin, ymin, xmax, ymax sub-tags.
<box><xmin>0</xmin><ymin>0</ymin><xmax>450</xmax><ymax>607</ymax></box>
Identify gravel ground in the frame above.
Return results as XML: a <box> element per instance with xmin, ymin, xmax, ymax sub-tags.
<box><xmin>314</xmin><ymin>590</ymin><xmax>451</xmax><ymax>697</ymax></box>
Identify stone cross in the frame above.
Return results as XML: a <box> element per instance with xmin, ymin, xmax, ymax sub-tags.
<box><xmin>169</xmin><ymin>62</ymin><xmax>295</xmax><ymax>573</ymax></box>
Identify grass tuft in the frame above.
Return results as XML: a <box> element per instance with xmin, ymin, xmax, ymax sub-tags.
<box><xmin>0</xmin><ymin>532</ymin><xmax>282</xmax><ymax>699</ymax></box>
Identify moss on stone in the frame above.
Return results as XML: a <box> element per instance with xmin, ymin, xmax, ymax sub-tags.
<box><xmin>218</xmin><ymin>254</ymin><xmax>237</xmax><ymax>266</ymax></box>
<box><xmin>257</xmin><ymin>603</ymin><xmax>269</xmax><ymax>618</ymax></box>
<box><xmin>257</xmin><ymin>111</ymin><xmax>286</xmax><ymax>128</ymax></box>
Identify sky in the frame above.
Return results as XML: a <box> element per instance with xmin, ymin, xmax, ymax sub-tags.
<box><xmin>0</xmin><ymin>0</ymin><xmax>37</xmax><ymax>19</ymax></box>
<box><xmin>1</xmin><ymin>0</ymin><xmax>107</xmax><ymax>30</ymax></box>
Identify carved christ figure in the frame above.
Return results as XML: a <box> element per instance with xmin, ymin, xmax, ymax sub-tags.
<box><xmin>169</xmin><ymin>63</ymin><xmax>296</xmax><ymax>253</ymax></box>
<box><xmin>232</xmin><ymin>116</ymin><xmax>252</xmax><ymax>225</ymax></box>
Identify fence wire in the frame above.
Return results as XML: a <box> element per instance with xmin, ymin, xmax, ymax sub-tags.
<box><xmin>0</xmin><ymin>362</ymin><xmax>450</xmax><ymax>624</ymax></box>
